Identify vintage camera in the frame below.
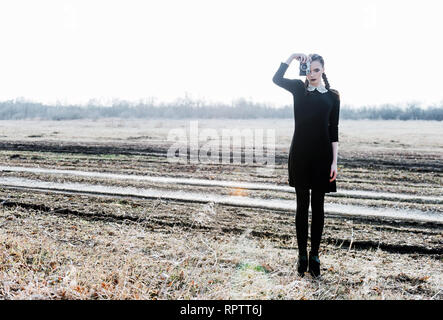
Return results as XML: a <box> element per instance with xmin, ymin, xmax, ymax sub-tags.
<box><xmin>299</xmin><ymin>60</ymin><xmax>310</xmax><ymax>76</ymax></box>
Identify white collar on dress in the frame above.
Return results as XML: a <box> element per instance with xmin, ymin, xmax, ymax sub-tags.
<box><xmin>307</xmin><ymin>83</ymin><xmax>328</xmax><ymax>93</ymax></box>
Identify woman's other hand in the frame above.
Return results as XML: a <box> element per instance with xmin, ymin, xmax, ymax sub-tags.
<box><xmin>330</xmin><ymin>162</ymin><xmax>337</xmax><ymax>182</ymax></box>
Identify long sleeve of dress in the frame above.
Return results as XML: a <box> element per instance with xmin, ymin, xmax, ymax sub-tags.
<box><xmin>272</xmin><ymin>62</ymin><xmax>298</xmax><ymax>94</ymax></box>
<box><xmin>328</xmin><ymin>93</ymin><xmax>340</xmax><ymax>142</ymax></box>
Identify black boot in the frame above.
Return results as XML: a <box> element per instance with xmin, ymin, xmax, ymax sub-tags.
<box><xmin>308</xmin><ymin>252</ymin><xmax>321</xmax><ymax>278</ymax></box>
<box><xmin>296</xmin><ymin>254</ymin><xmax>308</xmax><ymax>277</ymax></box>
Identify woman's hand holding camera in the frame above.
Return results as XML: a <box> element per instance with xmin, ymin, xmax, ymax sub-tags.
<box><xmin>286</xmin><ymin>53</ymin><xmax>311</xmax><ymax>65</ymax></box>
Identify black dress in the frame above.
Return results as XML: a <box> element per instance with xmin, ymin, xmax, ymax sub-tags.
<box><xmin>272</xmin><ymin>62</ymin><xmax>340</xmax><ymax>193</ymax></box>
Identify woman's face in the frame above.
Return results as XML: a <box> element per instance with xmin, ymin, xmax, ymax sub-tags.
<box><xmin>307</xmin><ymin>60</ymin><xmax>324</xmax><ymax>86</ymax></box>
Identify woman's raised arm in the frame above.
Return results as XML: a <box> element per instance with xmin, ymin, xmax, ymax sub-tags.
<box><xmin>272</xmin><ymin>53</ymin><xmax>307</xmax><ymax>93</ymax></box>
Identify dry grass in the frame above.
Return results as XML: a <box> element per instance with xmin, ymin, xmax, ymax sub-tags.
<box><xmin>1</xmin><ymin>192</ymin><xmax>441</xmax><ymax>300</ymax></box>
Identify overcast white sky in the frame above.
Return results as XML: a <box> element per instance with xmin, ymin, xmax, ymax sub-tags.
<box><xmin>0</xmin><ymin>0</ymin><xmax>442</xmax><ymax>108</ymax></box>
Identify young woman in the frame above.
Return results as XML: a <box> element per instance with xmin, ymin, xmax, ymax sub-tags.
<box><xmin>272</xmin><ymin>53</ymin><xmax>340</xmax><ymax>278</ymax></box>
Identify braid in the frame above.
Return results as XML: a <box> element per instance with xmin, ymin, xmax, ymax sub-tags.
<box><xmin>322</xmin><ymin>72</ymin><xmax>340</xmax><ymax>98</ymax></box>
<box><xmin>322</xmin><ymin>73</ymin><xmax>330</xmax><ymax>90</ymax></box>
<box><xmin>304</xmin><ymin>79</ymin><xmax>309</xmax><ymax>96</ymax></box>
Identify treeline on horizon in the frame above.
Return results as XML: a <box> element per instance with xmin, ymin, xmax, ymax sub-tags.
<box><xmin>0</xmin><ymin>98</ymin><xmax>442</xmax><ymax>121</ymax></box>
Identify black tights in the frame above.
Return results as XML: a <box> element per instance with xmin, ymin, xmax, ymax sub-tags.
<box><xmin>295</xmin><ymin>187</ymin><xmax>325</xmax><ymax>257</ymax></box>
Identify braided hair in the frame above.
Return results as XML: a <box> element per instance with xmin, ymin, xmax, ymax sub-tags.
<box><xmin>303</xmin><ymin>53</ymin><xmax>339</xmax><ymax>99</ymax></box>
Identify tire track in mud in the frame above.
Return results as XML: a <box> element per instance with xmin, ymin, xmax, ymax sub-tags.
<box><xmin>1</xmin><ymin>178</ymin><xmax>442</xmax><ymax>223</ymax></box>
<box><xmin>1</xmin><ymin>197</ymin><xmax>441</xmax><ymax>256</ymax></box>
<box><xmin>1</xmin><ymin>140</ymin><xmax>442</xmax><ymax>172</ymax></box>
<box><xmin>1</xmin><ymin>165</ymin><xmax>442</xmax><ymax>205</ymax></box>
